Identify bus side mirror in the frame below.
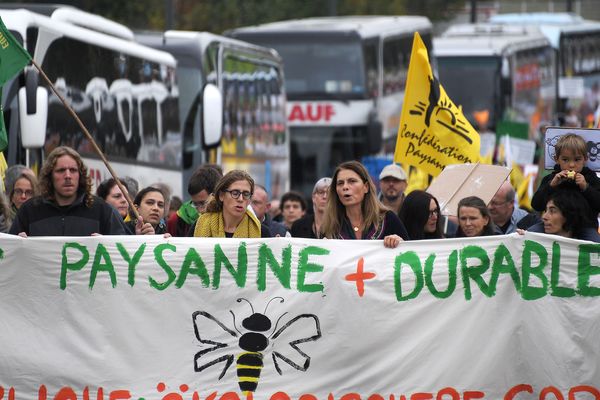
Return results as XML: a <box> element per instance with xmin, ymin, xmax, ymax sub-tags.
<box><xmin>18</xmin><ymin>69</ymin><xmax>48</xmax><ymax>149</ymax></box>
<box><xmin>202</xmin><ymin>83</ymin><xmax>223</xmax><ymax>148</ymax></box>
<box><xmin>367</xmin><ymin>110</ymin><xmax>382</xmax><ymax>153</ymax></box>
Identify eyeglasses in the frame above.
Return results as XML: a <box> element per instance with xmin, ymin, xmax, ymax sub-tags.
<box><xmin>223</xmin><ymin>189</ymin><xmax>252</xmax><ymax>200</ymax></box>
<box><xmin>314</xmin><ymin>189</ymin><xmax>328</xmax><ymax>197</ymax></box>
<box><xmin>14</xmin><ymin>189</ymin><xmax>33</xmax><ymax>197</ymax></box>
<box><xmin>428</xmin><ymin>209</ymin><xmax>439</xmax><ymax>218</ymax></box>
<box><xmin>489</xmin><ymin>200</ymin><xmax>510</xmax><ymax>207</ymax></box>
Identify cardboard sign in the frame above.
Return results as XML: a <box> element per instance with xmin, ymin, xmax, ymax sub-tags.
<box><xmin>426</xmin><ymin>163</ymin><xmax>511</xmax><ymax>216</ymax></box>
<box><xmin>544</xmin><ymin>126</ymin><xmax>600</xmax><ymax>171</ymax></box>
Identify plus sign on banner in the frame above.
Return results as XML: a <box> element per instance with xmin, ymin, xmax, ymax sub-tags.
<box><xmin>0</xmin><ymin>233</ymin><xmax>599</xmax><ymax>399</ymax></box>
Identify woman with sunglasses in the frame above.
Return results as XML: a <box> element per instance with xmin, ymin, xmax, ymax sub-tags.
<box><xmin>398</xmin><ymin>190</ymin><xmax>445</xmax><ymax>240</ymax></box>
<box><xmin>194</xmin><ymin>170</ymin><xmax>271</xmax><ymax>238</ymax></box>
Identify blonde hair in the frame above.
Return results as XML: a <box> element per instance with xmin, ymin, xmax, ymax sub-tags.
<box><xmin>321</xmin><ymin>160</ymin><xmax>387</xmax><ymax>238</ymax></box>
<box><xmin>554</xmin><ymin>133</ymin><xmax>588</xmax><ymax>161</ymax></box>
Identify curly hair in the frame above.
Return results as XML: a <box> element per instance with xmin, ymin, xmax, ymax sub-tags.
<box><xmin>321</xmin><ymin>160</ymin><xmax>387</xmax><ymax>239</ymax></box>
<box><xmin>205</xmin><ymin>170</ymin><xmax>254</xmax><ymax>213</ymax></box>
<box><xmin>399</xmin><ymin>190</ymin><xmax>444</xmax><ymax>240</ymax></box>
<box><xmin>39</xmin><ymin>146</ymin><xmax>93</xmax><ymax>207</ymax></box>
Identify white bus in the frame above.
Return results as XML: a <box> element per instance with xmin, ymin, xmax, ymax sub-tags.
<box><xmin>137</xmin><ymin>31</ymin><xmax>289</xmax><ymax>198</ymax></box>
<box><xmin>490</xmin><ymin>12</ymin><xmax>600</xmax><ymax>127</ymax></box>
<box><xmin>434</xmin><ymin>23</ymin><xmax>557</xmax><ymax>141</ymax></box>
<box><xmin>228</xmin><ymin>16</ymin><xmax>433</xmax><ymax>195</ymax></box>
<box><xmin>1</xmin><ymin>6</ymin><xmax>214</xmax><ymax>198</ymax></box>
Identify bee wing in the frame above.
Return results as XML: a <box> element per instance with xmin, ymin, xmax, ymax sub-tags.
<box><xmin>192</xmin><ymin>311</ymin><xmax>238</xmax><ymax>379</ymax></box>
<box><xmin>270</xmin><ymin>313</ymin><xmax>322</xmax><ymax>375</ymax></box>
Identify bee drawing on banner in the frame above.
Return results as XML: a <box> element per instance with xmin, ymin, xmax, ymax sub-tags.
<box><xmin>192</xmin><ymin>297</ymin><xmax>322</xmax><ymax>394</ymax></box>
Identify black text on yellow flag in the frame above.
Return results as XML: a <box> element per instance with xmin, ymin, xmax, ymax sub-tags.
<box><xmin>394</xmin><ymin>32</ymin><xmax>480</xmax><ymax>177</ymax></box>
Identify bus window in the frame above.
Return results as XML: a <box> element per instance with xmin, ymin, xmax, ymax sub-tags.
<box><xmin>250</xmin><ymin>36</ymin><xmax>366</xmax><ymax>99</ymax></box>
<box><xmin>437</xmin><ymin>56</ymin><xmax>501</xmax><ymax>128</ymax></box>
<box><xmin>363</xmin><ymin>40</ymin><xmax>378</xmax><ymax>98</ymax></box>
<box><xmin>382</xmin><ymin>36</ymin><xmax>412</xmax><ymax>95</ymax></box>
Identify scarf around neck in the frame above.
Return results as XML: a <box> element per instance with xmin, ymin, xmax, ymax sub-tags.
<box><xmin>194</xmin><ymin>209</ymin><xmax>261</xmax><ymax>238</ymax></box>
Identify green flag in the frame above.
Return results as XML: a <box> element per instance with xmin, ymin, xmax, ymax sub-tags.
<box><xmin>0</xmin><ymin>16</ymin><xmax>30</xmax><ymax>85</ymax></box>
<box><xmin>0</xmin><ymin>16</ymin><xmax>31</xmax><ymax>151</ymax></box>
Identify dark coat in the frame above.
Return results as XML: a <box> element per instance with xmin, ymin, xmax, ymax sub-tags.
<box><xmin>9</xmin><ymin>194</ymin><xmax>126</xmax><ymax>236</ymax></box>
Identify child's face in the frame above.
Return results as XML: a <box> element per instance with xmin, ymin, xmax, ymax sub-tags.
<box><xmin>557</xmin><ymin>148</ymin><xmax>587</xmax><ymax>173</ymax></box>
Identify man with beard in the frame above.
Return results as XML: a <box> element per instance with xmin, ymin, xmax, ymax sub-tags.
<box><xmin>378</xmin><ymin>163</ymin><xmax>408</xmax><ymax>215</ymax></box>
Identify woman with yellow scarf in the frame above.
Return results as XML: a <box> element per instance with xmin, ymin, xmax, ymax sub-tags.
<box><xmin>194</xmin><ymin>170</ymin><xmax>271</xmax><ymax>238</ymax></box>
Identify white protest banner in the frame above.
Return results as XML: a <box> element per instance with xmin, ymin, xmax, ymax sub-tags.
<box><xmin>0</xmin><ymin>233</ymin><xmax>600</xmax><ymax>400</ymax></box>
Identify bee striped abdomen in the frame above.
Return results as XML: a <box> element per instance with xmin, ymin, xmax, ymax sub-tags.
<box><xmin>237</xmin><ymin>352</ymin><xmax>263</xmax><ymax>392</ymax></box>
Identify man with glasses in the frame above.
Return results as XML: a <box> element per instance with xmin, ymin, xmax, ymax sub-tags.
<box><xmin>167</xmin><ymin>164</ymin><xmax>222</xmax><ymax>237</ymax></box>
<box><xmin>488</xmin><ymin>181</ymin><xmax>539</xmax><ymax>234</ymax></box>
<box><xmin>9</xmin><ymin>146</ymin><xmax>125</xmax><ymax>236</ymax></box>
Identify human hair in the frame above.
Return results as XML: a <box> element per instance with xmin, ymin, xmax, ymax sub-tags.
<box><xmin>8</xmin><ymin>171</ymin><xmax>39</xmax><ymax>208</ymax></box>
<box><xmin>187</xmin><ymin>164</ymin><xmax>223</xmax><ymax>195</ymax></box>
<box><xmin>39</xmin><ymin>146</ymin><xmax>93</xmax><ymax>207</ymax></box>
<box><xmin>398</xmin><ymin>190</ymin><xmax>443</xmax><ymax>240</ymax></box>
<box><xmin>546</xmin><ymin>190</ymin><xmax>589</xmax><ymax>239</ymax></box>
<box><xmin>4</xmin><ymin>164</ymin><xmax>28</xmax><ymax>197</ymax></box>
<box><xmin>503</xmin><ymin>185</ymin><xmax>516</xmax><ymax>203</ymax></box>
<box><xmin>254</xmin><ymin>184</ymin><xmax>269</xmax><ymax>199</ymax></box>
<box><xmin>133</xmin><ymin>186</ymin><xmax>165</xmax><ymax>207</ymax></box>
<box><xmin>321</xmin><ymin>160</ymin><xmax>387</xmax><ymax>239</ymax></box>
<box><xmin>96</xmin><ymin>178</ymin><xmax>125</xmax><ymax>200</ymax></box>
<box><xmin>0</xmin><ymin>191</ymin><xmax>11</xmax><ymax>230</ymax></box>
<box><xmin>205</xmin><ymin>170</ymin><xmax>255</xmax><ymax>213</ymax></box>
<box><xmin>280</xmin><ymin>191</ymin><xmax>307</xmax><ymax>211</ymax></box>
<box><xmin>553</xmin><ymin>133</ymin><xmax>588</xmax><ymax>161</ymax></box>
<box><xmin>121</xmin><ymin>176</ymin><xmax>139</xmax><ymax>198</ymax></box>
<box><xmin>456</xmin><ymin>196</ymin><xmax>495</xmax><ymax>237</ymax></box>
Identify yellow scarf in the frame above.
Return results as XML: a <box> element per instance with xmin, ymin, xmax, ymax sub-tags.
<box><xmin>194</xmin><ymin>210</ymin><xmax>261</xmax><ymax>238</ymax></box>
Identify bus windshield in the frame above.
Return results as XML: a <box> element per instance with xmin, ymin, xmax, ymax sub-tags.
<box><xmin>437</xmin><ymin>56</ymin><xmax>500</xmax><ymax>127</ymax></box>
<box><xmin>291</xmin><ymin>125</ymin><xmax>370</xmax><ymax>195</ymax></box>
<box><xmin>249</xmin><ymin>36</ymin><xmax>366</xmax><ymax>99</ymax></box>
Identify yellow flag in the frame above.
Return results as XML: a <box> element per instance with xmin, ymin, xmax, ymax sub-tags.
<box><xmin>405</xmin><ymin>166</ymin><xmax>430</xmax><ymax>194</ymax></box>
<box><xmin>394</xmin><ymin>32</ymin><xmax>480</xmax><ymax>177</ymax></box>
<box><xmin>0</xmin><ymin>152</ymin><xmax>7</xmax><ymax>192</ymax></box>
<box><xmin>517</xmin><ymin>173</ymin><xmax>532</xmax><ymax>210</ymax></box>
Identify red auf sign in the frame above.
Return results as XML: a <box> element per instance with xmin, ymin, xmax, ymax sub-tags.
<box><xmin>288</xmin><ymin>103</ymin><xmax>335</xmax><ymax>122</ymax></box>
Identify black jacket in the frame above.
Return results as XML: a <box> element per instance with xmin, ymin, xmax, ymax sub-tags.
<box><xmin>9</xmin><ymin>194</ymin><xmax>126</xmax><ymax>236</ymax></box>
<box><xmin>531</xmin><ymin>165</ymin><xmax>600</xmax><ymax>227</ymax></box>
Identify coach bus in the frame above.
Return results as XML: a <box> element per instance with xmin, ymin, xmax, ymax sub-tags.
<box><xmin>227</xmin><ymin>16</ymin><xmax>433</xmax><ymax>195</ymax></box>
<box><xmin>434</xmin><ymin>23</ymin><xmax>557</xmax><ymax>142</ymax></box>
<box><xmin>0</xmin><ymin>6</ymin><xmax>187</xmax><ymax>195</ymax></box>
<box><xmin>137</xmin><ymin>31</ymin><xmax>289</xmax><ymax>198</ymax></box>
<box><xmin>490</xmin><ymin>12</ymin><xmax>600</xmax><ymax>127</ymax></box>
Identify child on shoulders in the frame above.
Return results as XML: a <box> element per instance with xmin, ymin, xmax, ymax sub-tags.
<box><xmin>530</xmin><ymin>133</ymin><xmax>600</xmax><ymax>239</ymax></box>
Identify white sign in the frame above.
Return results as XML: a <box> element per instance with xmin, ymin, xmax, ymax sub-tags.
<box><xmin>543</xmin><ymin>126</ymin><xmax>600</xmax><ymax>171</ymax></box>
<box><xmin>0</xmin><ymin>233</ymin><xmax>599</xmax><ymax>399</ymax></box>
<box><xmin>287</xmin><ymin>100</ymin><xmax>371</xmax><ymax>126</ymax></box>
<box><xmin>559</xmin><ymin>77</ymin><xmax>585</xmax><ymax>99</ymax></box>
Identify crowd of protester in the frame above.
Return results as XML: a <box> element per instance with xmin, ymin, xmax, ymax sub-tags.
<box><xmin>2</xmin><ymin>131</ymin><xmax>600</xmax><ymax>244</ymax></box>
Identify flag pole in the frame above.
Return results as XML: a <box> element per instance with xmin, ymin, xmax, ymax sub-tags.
<box><xmin>29</xmin><ymin>60</ymin><xmax>140</xmax><ymax>220</ymax></box>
